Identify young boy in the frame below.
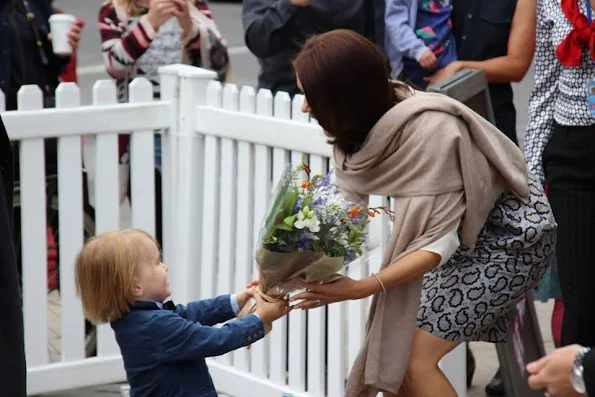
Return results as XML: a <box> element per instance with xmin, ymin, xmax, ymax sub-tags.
<box><xmin>75</xmin><ymin>229</ymin><xmax>289</xmax><ymax>397</ymax></box>
<box><xmin>385</xmin><ymin>0</ymin><xmax>457</xmax><ymax>90</ymax></box>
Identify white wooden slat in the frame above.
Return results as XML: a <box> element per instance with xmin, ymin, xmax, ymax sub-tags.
<box><xmin>157</xmin><ymin>67</ymin><xmax>180</xmax><ymax>271</ymax></box>
<box><xmin>3</xmin><ymin>102</ymin><xmax>171</xmax><ymax>140</ymax></box>
<box><xmin>55</xmin><ymin>83</ymin><xmax>86</xmax><ymax>362</ymax></box>
<box><xmin>18</xmin><ymin>85</ymin><xmax>48</xmax><ymax>367</ymax></box>
<box><xmin>267</xmin><ymin>92</ymin><xmax>293</xmax><ymax>386</ymax></box>
<box><xmin>194</xmin><ymin>108</ymin><xmax>329</xmax><ymax>158</ymax></box>
<box><xmin>232</xmin><ymin>86</ymin><xmax>256</xmax><ymax>371</ymax></box>
<box><xmin>129</xmin><ymin>78</ymin><xmax>156</xmax><ymax>235</ymax></box>
<box><xmin>287</xmin><ymin>97</ymin><xmax>307</xmax><ymax>390</ymax></box>
<box><xmin>291</xmin><ymin>94</ymin><xmax>309</xmax><ymax>123</ymax></box>
<box><xmin>249</xmin><ymin>89</ymin><xmax>274</xmax><ymax>378</ymax></box>
<box><xmin>271</xmin><ymin>92</ymin><xmax>291</xmax><ymax>184</ymax></box>
<box><xmin>327</xmin><ymin>302</ymin><xmax>346</xmax><ymax>397</ymax></box>
<box><xmin>305</xmin><ymin>155</ymin><xmax>328</xmax><ymax>395</ymax></box>
<box><xmin>380</xmin><ymin>195</ymin><xmax>392</xmax><ymax>252</ymax></box>
<box><xmin>217</xmin><ymin>84</ymin><xmax>239</xmax><ymax>366</ymax></box>
<box><xmin>200</xmin><ymin>82</ymin><xmax>223</xmax><ymax>300</ymax></box>
<box><xmin>347</xmin><ymin>256</ymin><xmax>367</xmax><ymax>371</ymax></box>
<box><xmin>92</xmin><ymin>80</ymin><xmax>121</xmax><ymax>357</ymax></box>
<box><xmin>173</xmin><ymin>68</ymin><xmax>212</xmax><ymax>303</ymax></box>
<box><xmin>367</xmin><ymin>195</ymin><xmax>384</xmax><ymax>275</ymax></box>
<box><xmin>0</xmin><ymin>88</ymin><xmax>5</xmax><ymax>111</ymax></box>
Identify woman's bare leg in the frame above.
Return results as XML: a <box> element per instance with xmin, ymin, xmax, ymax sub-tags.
<box><xmin>384</xmin><ymin>328</ymin><xmax>460</xmax><ymax>397</ymax></box>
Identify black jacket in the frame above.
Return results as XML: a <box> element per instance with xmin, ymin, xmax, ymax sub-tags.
<box><xmin>452</xmin><ymin>0</ymin><xmax>518</xmax><ymax>144</ymax></box>
<box><xmin>0</xmin><ymin>115</ymin><xmax>26</xmax><ymax>397</ymax></box>
<box><xmin>242</xmin><ymin>0</ymin><xmax>366</xmax><ymax>96</ymax></box>
<box><xmin>0</xmin><ymin>0</ymin><xmax>68</xmax><ymax>110</ymax></box>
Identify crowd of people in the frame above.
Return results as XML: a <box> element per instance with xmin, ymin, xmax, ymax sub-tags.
<box><xmin>0</xmin><ymin>0</ymin><xmax>594</xmax><ymax>396</ymax></box>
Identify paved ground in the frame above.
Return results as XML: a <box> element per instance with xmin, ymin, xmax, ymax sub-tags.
<box><xmin>38</xmin><ymin>1</ymin><xmax>546</xmax><ymax>396</ymax></box>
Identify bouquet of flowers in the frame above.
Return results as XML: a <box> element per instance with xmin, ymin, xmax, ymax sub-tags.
<box><xmin>238</xmin><ymin>163</ymin><xmax>391</xmax><ymax>321</ymax></box>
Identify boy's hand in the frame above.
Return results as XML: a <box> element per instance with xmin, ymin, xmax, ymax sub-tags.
<box><xmin>419</xmin><ymin>50</ymin><xmax>438</xmax><ymax>70</ymax></box>
<box><xmin>254</xmin><ymin>294</ymin><xmax>291</xmax><ymax>324</ymax></box>
<box><xmin>236</xmin><ymin>288</ymin><xmax>255</xmax><ymax>309</ymax></box>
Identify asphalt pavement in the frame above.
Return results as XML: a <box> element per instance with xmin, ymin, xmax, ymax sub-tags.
<box><xmin>42</xmin><ymin>1</ymin><xmax>542</xmax><ymax>396</ymax></box>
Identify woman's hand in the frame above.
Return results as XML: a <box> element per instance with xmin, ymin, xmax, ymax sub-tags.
<box><xmin>423</xmin><ymin>61</ymin><xmax>463</xmax><ymax>86</ymax></box>
<box><xmin>246</xmin><ymin>279</ymin><xmax>259</xmax><ymax>288</ymax></box>
<box><xmin>67</xmin><ymin>24</ymin><xmax>82</xmax><ymax>52</ymax></box>
<box><xmin>289</xmin><ymin>276</ymin><xmax>376</xmax><ymax>310</ymax></box>
<box><xmin>147</xmin><ymin>0</ymin><xmax>180</xmax><ymax>30</ymax></box>
<box><xmin>171</xmin><ymin>0</ymin><xmax>193</xmax><ymax>34</ymax></box>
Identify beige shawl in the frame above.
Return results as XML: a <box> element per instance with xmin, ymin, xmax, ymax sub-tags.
<box><xmin>335</xmin><ymin>92</ymin><xmax>529</xmax><ymax>396</ymax></box>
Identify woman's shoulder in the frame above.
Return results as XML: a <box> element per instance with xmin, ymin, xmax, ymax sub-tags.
<box><xmin>386</xmin><ymin>92</ymin><xmax>465</xmax><ymax>131</ymax></box>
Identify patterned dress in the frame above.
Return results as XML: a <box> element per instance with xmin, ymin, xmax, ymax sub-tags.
<box><xmin>417</xmin><ymin>173</ymin><xmax>557</xmax><ymax>342</ymax></box>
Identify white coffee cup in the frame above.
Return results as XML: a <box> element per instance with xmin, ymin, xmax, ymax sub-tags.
<box><xmin>48</xmin><ymin>14</ymin><xmax>77</xmax><ymax>55</ymax></box>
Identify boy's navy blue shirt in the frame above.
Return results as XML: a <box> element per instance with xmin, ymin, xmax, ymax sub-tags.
<box><xmin>111</xmin><ymin>295</ymin><xmax>265</xmax><ymax>397</ymax></box>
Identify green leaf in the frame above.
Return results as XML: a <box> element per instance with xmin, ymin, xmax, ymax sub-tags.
<box><xmin>275</xmin><ymin>222</ymin><xmax>293</xmax><ymax>231</ymax></box>
<box><xmin>282</xmin><ymin>189</ymin><xmax>299</xmax><ymax>217</ymax></box>
<box><xmin>283</xmin><ymin>214</ymin><xmax>297</xmax><ymax>226</ymax></box>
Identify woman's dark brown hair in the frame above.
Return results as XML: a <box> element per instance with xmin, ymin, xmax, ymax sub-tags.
<box><xmin>293</xmin><ymin>29</ymin><xmax>411</xmax><ymax>156</ymax></box>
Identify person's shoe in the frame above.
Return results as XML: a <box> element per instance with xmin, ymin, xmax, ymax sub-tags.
<box><xmin>466</xmin><ymin>344</ymin><xmax>476</xmax><ymax>388</ymax></box>
<box><xmin>485</xmin><ymin>369</ymin><xmax>506</xmax><ymax>396</ymax></box>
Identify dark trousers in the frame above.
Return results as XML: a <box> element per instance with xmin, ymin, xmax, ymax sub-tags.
<box><xmin>544</xmin><ymin>123</ymin><xmax>595</xmax><ymax>347</ymax></box>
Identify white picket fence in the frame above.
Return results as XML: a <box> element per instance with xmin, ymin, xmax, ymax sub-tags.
<box><xmin>2</xmin><ymin>64</ymin><xmax>465</xmax><ymax>396</ymax></box>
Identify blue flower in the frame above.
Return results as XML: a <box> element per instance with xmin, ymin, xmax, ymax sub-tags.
<box><xmin>294</xmin><ymin>196</ymin><xmax>304</xmax><ymax>212</ymax></box>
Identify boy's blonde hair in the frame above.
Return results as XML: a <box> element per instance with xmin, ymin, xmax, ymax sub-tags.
<box><xmin>75</xmin><ymin>229</ymin><xmax>159</xmax><ymax>324</ymax></box>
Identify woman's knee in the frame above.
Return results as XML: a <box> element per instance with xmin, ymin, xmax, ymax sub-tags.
<box><xmin>406</xmin><ymin>328</ymin><xmax>459</xmax><ymax>376</ymax></box>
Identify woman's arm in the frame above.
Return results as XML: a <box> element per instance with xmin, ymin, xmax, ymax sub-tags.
<box><xmin>523</xmin><ymin>0</ymin><xmax>561</xmax><ymax>186</ymax></box>
<box><xmin>359</xmin><ymin>250</ymin><xmax>441</xmax><ymax>296</ymax></box>
<box><xmin>98</xmin><ymin>2</ymin><xmax>157</xmax><ymax>79</ymax></box>
<box><xmin>181</xmin><ymin>1</ymin><xmax>218</xmax><ymax>52</ymax></box>
<box><xmin>426</xmin><ymin>0</ymin><xmax>537</xmax><ymax>85</ymax></box>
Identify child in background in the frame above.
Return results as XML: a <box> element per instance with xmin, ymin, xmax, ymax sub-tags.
<box><xmin>385</xmin><ymin>0</ymin><xmax>457</xmax><ymax>90</ymax></box>
<box><xmin>75</xmin><ymin>229</ymin><xmax>289</xmax><ymax>397</ymax></box>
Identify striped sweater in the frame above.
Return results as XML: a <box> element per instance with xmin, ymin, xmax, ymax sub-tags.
<box><xmin>98</xmin><ymin>0</ymin><xmax>221</xmax><ymax>101</ymax></box>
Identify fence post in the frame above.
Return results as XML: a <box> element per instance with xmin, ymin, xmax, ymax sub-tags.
<box><xmin>158</xmin><ymin>65</ymin><xmax>181</xmax><ymax>277</ymax></box>
<box><xmin>171</xmin><ymin>65</ymin><xmax>216</xmax><ymax>303</ymax></box>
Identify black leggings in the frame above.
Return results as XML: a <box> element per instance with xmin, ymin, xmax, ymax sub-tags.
<box><xmin>543</xmin><ymin>123</ymin><xmax>595</xmax><ymax>347</ymax></box>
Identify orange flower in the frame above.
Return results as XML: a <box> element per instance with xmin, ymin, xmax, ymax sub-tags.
<box><xmin>349</xmin><ymin>206</ymin><xmax>364</xmax><ymax>218</ymax></box>
<box><xmin>368</xmin><ymin>210</ymin><xmax>376</xmax><ymax>217</ymax></box>
<box><xmin>301</xmin><ymin>180</ymin><xmax>310</xmax><ymax>189</ymax></box>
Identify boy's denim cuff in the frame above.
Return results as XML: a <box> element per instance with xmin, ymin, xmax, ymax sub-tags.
<box><xmin>230</xmin><ymin>294</ymin><xmax>240</xmax><ymax>315</ymax></box>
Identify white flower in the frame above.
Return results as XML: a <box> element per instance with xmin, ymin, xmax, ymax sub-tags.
<box><xmin>294</xmin><ymin>210</ymin><xmax>321</xmax><ymax>233</ymax></box>
<box><xmin>339</xmin><ymin>234</ymin><xmax>350</xmax><ymax>249</ymax></box>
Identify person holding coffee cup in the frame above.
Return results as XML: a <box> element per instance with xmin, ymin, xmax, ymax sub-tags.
<box><xmin>0</xmin><ymin>0</ymin><xmax>82</xmax><ymax>111</ymax></box>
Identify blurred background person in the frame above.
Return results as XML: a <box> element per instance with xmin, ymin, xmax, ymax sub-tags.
<box><xmin>98</xmin><ymin>0</ymin><xmax>229</xmax><ymax>246</ymax></box>
<box><xmin>242</xmin><ymin>0</ymin><xmax>366</xmax><ymax>96</ymax></box>
<box><xmin>524</xmin><ymin>0</ymin><xmax>595</xmax><ymax>363</ymax></box>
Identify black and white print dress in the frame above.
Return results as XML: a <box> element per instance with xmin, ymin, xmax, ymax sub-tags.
<box><xmin>416</xmin><ymin>173</ymin><xmax>557</xmax><ymax>342</ymax></box>
<box><xmin>524</xmin><ymin>0</ymin><xmax>595</xmax><ymax>185</ymax></box>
